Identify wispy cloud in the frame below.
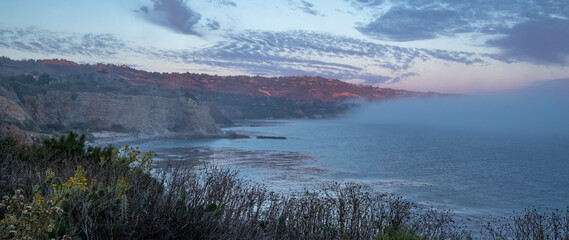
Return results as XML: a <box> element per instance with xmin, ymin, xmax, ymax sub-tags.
<box><xmin>487</xmin><ymin>18</ymin><xmax>569</xmax><ymax>65</ymax></box>
<box><xmin>354</xmin><ymin>0</ymin><xmax>532</xmax><ymax>41</ymax></box>
<box><xmin>162</xmin><ymin>30</ymin><xmax>485</xmax><ymax>79</ymax></box>
<box><xmin>358</xmin><ymin>7</ymin><xmax>469</xmax><ymax>41</ymax></box>
<box><xmin>287</xmin><ymin>0</ymin><xmax>321</xmax><ymax>16</ymax></box>
<box><xmin>299</xmin><ymin>1</ymin><xmax>319</xmax><ymax>16</ymax></box>
<box><xmin>391</xmin><ymin>72</ymin><xmax>419</xmax><ymax>84</ymax></box>
<box><xmin>344</xmin><ymin>0</ymin><xmax>385</xmax><ymax>10</ymax></box>
<box><xmin>354</xmin><ymin>1</ymin><xmax>533</xmax><ymax>42</ymax></box>
<box><xmin>138</xmin><ymin>0</ymin><xmax>202</xmax><ymax>36</ymax></box>
<box><xmin>205</xmin><ymin>18</ymin><xmax>221</xmax><ymax>30</ymax></box>
<box><xmin>212</xmin><ymin>0</ymin><xmax>237</xmax><ymax>7</ymax></box>
<box><xmin>0</xmin><ymin>27</ymin><xmax>486</xmax><ymax>85</ymax></box>
<box><xmin>353</xmin><ymin>0</ymin><xmax>569</xmax><ymax>65</ymax></box>
<box><xmin>357</xmin><ymin>74</ymin><xmax>392</xmax><ymax>85</ymax></box>
<box><xmin>423</xmin><ymin>49</ymin><xmax>484</xmax><ymax>65</ymax></box>
<box><xmin>0</xmin><ymin>27</ymin><xmax>127</xmax><ymax>57</ymax></box>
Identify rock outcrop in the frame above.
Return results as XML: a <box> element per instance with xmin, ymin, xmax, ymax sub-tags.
<box><xmin>30</xmin><ymin>91</ymin><xmax>219</xmax><ymax>135</ymax></box>
<box><xmin>0</xmin><ymin>85</ymin><xmax>220</xmax><ymax>144</ymax></box>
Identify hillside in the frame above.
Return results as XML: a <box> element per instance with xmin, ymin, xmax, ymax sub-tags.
<box><xmin>0</xmin><ymin>57</ymin><xmax>426</xmax><ymax>143</ymax></box>
<box><xmin>0</xmin><ymin>57</ymin><xmax>422</xmax><ymax>101</ymax></box>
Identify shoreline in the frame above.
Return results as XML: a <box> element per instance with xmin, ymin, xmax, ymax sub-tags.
<box><xmin>89</xmin><ymin>129</ymin><xmax>249</xmax><ymax>146</ymax></box>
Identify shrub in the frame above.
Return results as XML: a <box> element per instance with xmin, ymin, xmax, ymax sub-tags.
<box><xmin>0</xmin><ymin>189</ymin><xmax>67</xmax><ymax>239</ymax></box>
<box><xmin>31</xmin><ymin>131</ymin><xmax>113</xmax><ymax>165</ymax></box>
<box><xmin>483</xmin><ymin>207</ymin><xmax>569</xmax><ymax>239</ymax></box>
<box><xmin>38</xmin><ymin>131</ymin><xmax>86</xmax><ymax>162</ymax></box>
<box><xmin>1</xmin><ymin>131</ymin><xmax>563</xmax><ymax>239</ymax></box>
<box><xmin>0</xmin><ymin>135</ymin><xmax>18</xmax><ymax>161</ymax></box>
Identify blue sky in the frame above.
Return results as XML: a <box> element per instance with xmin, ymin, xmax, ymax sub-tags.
<box><xmin>1</xmin><ymin>0</ymin><xmax>568</xmax><ymax>93</ymax></box>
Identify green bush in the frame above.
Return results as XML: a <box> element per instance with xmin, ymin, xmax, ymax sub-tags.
<box><xmin>1</xmin><ymin>132</ymin><xmax>156</xmax><ymax>239</ymax></box>
<box><xmin>33</xmin><ymin>132</ymin><xmax>113</xmax><ymax>164</ymax></box>
<box><xmin>0</xmin><ymin>135</ymin><xmax>17</xmax><ymax>161</ymax></box>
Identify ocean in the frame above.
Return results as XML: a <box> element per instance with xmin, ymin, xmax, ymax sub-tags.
<box><xmin>138</xmin><ymin>117</ymin><xmax>569</xmax><ymax>218</ymax></box>
<box><xmin>137</xmin><ymin>93</ymin><xmax>569</xmax><ymax>229</ymax></box>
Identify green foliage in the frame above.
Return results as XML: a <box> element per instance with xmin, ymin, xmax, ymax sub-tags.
<box><xmin>376</xmin><ymin>226</ymin><xmax>421</xmax><ymax>240</ymax></box>
<box><xmin>38</xmin><ymin>73</ymin><xmax>51</xmax><ymax>84</ymax></box>
<box><xmin>97</xmin><ymin>68</ymin><xmax>108</xmax><ymax>75</ymax></box>
<box><xmin>35</xmin><ymin>131</ymin><xmax>113</xmax><ymax>164</ymax></box>
<box><xmin>39</xmin><ymin>132</ymin><xmax>86</xmax><ymax>162</ymax></box>
<box><xmin>0</xmin><ymin>75</ymin><xmax>47</xmax><ymax>106</ymax></box>
<box><xmin>1</xmin><ymin>132</ymin><xmax>159</xmax><ymax>239</ymax></box>
<box><xmin>0</xmin><ymin>189</ymin><xmax>67</xmax><ymax>239</ymax></box>
<box><xmin>0</xmin><ymin>135</ymin><xmax>17</xmax><ymax>161</ymax></box>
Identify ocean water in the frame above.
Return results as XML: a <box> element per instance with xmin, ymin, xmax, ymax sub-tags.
<box><xmin>136</xmin><ymin>89</ymin><xmax>569</xmax><ymax>227</ymax></box>
<box><xmin>139</xmin><ymin>117</ymin><xmax>569</xmax><ymax>220</ymax></box>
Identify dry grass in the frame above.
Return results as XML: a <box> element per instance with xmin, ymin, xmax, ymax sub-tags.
<box><xmin>2</xmin><ymin>133</ymin><xmax>566</xmax><ymax>239</ymax></box>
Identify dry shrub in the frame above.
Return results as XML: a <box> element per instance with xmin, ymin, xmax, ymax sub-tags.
<box><xmin>6</xmin><ymin>132</ymin><xmax>563</xmax><ymax>240</ymax></box>
<box><xmin>483</xmin><ymin>207</ymin><xmax>569</xmax><ymax>240</ymax></box>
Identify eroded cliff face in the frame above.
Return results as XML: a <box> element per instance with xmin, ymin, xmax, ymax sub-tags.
<box><xmin>0</xmin><ymin>86</ymin><xmax>221</xmax><ymax>143</ymax></box>
<box><xmin>24</xmin><ymin>91</ymin><xmax>219</xmax><ymax>135</ymax></box>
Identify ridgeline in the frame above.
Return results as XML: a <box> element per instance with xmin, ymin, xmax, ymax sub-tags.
<box><xmin>0</xmin><ymin>57</ymin><xmax>427</xmax><ymax>144</ymax></box>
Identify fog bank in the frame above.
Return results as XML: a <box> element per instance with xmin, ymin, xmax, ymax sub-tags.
<box><xmin>345</xmin><ymin>79</ymin><xmax>569</xmax><ymax>135</ymax></box>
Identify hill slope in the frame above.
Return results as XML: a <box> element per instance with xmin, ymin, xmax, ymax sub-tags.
<box><xmin>0</xmin><ymin>57</ymin><xmax>427</xmax><ymax>143</ymax></box>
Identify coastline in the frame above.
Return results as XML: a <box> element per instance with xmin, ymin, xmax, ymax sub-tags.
<box><xmin>89</xmin><ymin>129</ymin><xmax>249</xmax><ymax>146</ymax></box>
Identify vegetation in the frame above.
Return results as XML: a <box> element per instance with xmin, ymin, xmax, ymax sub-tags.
<box><xmin>482</xmin><ymin>207</ymin><xmax>569</xmax><ymax>239</ymax></box>
<box><xmin>1</xmin><ymin>132</ymin><xmax>568</xmax><ymax>239</ymax></box>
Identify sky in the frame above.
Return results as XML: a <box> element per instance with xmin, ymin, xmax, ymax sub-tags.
<box><xmin>1</xmin><ymin>0</ymin><xmax>569</xmax><ymax>93</ymax></box>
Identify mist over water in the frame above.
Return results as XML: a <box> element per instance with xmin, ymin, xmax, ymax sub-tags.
<box><xmin>345</xmin><ymin>84</ymin><xmax>569</xmax><ymax>136</ymax></box>
<box><xmin>330</xmin><ymin>81</ymin><xmax>569</xmax><ymax>215</ymax></box>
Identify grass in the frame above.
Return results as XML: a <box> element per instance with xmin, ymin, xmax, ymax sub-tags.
<box><xmin>1</xmin><ymin>132</ymin><xmax>567</xmax><ymax>239</ymax></box>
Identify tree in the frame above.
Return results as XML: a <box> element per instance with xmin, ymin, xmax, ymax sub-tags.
<box><xmin>39</xmin><ymin>73</ymin><xmax>51</xmax><ymax>84</ymax></box>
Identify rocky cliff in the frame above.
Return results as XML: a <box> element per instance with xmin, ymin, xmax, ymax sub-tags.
<box><xmin>24</xmin><ymin>91</ymin><xmax>219</xmax><ymax>135</ymax></box>
<box><xmin>0</xmin><ymin>82</ymin><xmax>220</xmax><ymax>144</ymax></box>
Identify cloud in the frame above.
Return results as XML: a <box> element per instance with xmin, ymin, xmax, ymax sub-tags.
<box><xmin>138</xmin><ymin>0</ymin><xmax>202</xmax><ymax>36</ymax></box>
<box><xmin>391</xmin><ymin>72</ymin><xmax>419</xmax><ymax>84</ymax></box>
<box><xmin>344</xmin><ymin>0</ymin><xmax>385</xmax><ymax>9</ymax></box>
<box><xmin>205</xmin><ymin>18</ymin><xmax>220</xmax><ymax>30</ymax></box>
<box><xmin>358</xmin><ymin>75</ymin><xmax>392</xmax><ymax>85</ymax></box>
<box><xmin>423</xmin><ymin>49</ymin><xmax>484</xmax><ymax>65</ymax></box>
<box><xmin>287</xmin><ymin>0</ymin><xmax>321</xmax><ymax>16</ymax></box>
<box><xmin>0</xmin><ymin>27</ymin><xmax>127</xmax><ymax>57</ymax></box>
<box><xmin>216</xmin><ymin>0</ymin><xmax>237</xmax><ymax>7</ymax></box>
<box><xmin>486</xmin><ymin>18</ymin><xmax>569</xmax><ymax>65</ymax></box>
<box><xmin>354</xmin><ymin>0</ymin><xmax>569</xmax><ymax>43</ymax></box>
<box><xmin>161</xmin><ymin>30</ymin><xmax>484</xmax><ymax>79</ymax></box>
<box><xmin>299</xmin><ymin>1</ymin><xmax>319</xmax><ymax>16</ymax></box>
<box><xmin>0</xmin><ymin>27</ymin><xmax>486</xmax><ymax>85</ymax></box>
<box><xmin>352</xmin><ymin>0</ymin><xmax>569</xmax><ymax>66</ymax></box>
<box><xmin>357</xmin><ymin>7</ymin><xmax>469</xmax><ymax>41</ymax></box>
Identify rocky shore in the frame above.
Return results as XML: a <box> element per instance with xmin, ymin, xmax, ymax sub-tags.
<box><xmin>89</xmin><ymin>129</ymin><xmax>250</xmax><ymax>146</ymax></box>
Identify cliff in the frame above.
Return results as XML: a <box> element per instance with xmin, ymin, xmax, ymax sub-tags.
<box><xmin>23</xmin><ymin>91</ymin><xmax>219</xmax><ymax>135</ymax></box>
<box><xmin>0</xmin><ymin>57</ymin><xmax>432</xmax><ymax>143</ymax></box>
<box><xmin>0</xmin><ymin>81</ymin><xmax>220</xmax><ymax>144</ymax></box>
